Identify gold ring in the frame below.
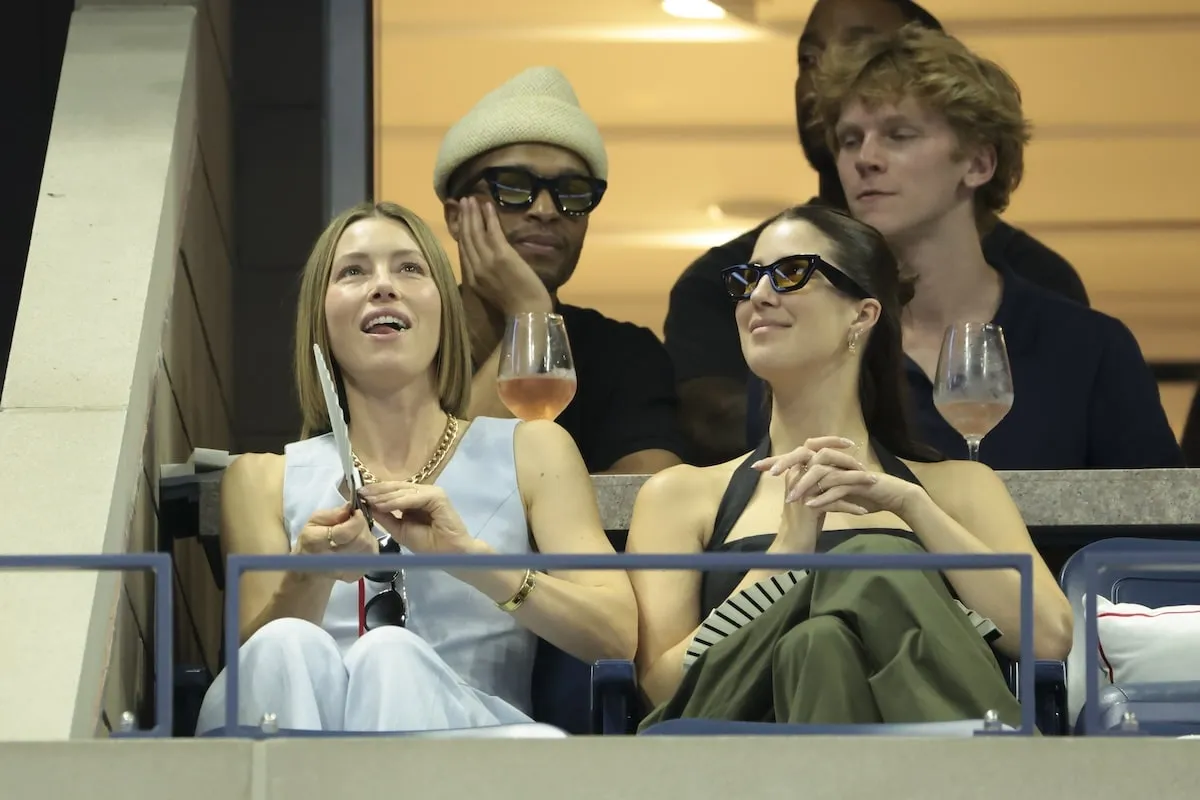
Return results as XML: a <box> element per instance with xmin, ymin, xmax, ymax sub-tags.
<box><xmin>327</xmin><ymin>527</ymin><xmax>337</xmax><ymax>550</ymax></box>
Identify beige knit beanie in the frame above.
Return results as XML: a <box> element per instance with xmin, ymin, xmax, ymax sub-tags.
<box><xmin>433</xmin><ymin>66</ymin><xmax>608</xmax><ymax>201</ymax></box>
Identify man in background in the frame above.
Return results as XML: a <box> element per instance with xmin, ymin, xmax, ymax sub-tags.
<box><xmin>1183</xmin><ymin>389</ymin><xmax>1200</xmax><ymax>466</ymax></box>
<box><xmin>664</xmin><ymin>0</ymin><xmax>1090</xmax><ymax>465</ymax></box>
<box><xmin>435</xmin><ymin>66</ymin><xmax>684</xmax><ymax>474</ymax></box>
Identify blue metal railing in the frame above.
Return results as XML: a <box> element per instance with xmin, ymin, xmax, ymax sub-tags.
<box><xmin>0</xmin><ymin>552</ymin><xmax>174</xmax><ymax>737</ymax></box>
<box><xmin>225</xmin><ymin>550</ymin><xmax>1037</xmax><ymax>736</ymax></box>
<box><xmin>1081</xmin><ymin>548</ymin><xmax>1200</xmax><ymax>736</ymax></box>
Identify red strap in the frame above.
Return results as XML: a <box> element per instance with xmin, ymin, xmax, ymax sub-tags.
<box><xmin>357</xmin><ymin>578</ymin><xmax>366</xmax><ymax>637</ymax></box>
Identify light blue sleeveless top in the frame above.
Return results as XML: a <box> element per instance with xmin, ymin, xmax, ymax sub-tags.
<box><xmin>281</xmin><ymin>416</ymin><xmax>536</xmax><ymax>715</ymax></box>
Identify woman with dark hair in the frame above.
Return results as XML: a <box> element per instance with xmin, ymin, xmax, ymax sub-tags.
<box><xmin>627</xmin><ymin>205</ymin><xmax>1071</xmax><ymax>729</ymax></box>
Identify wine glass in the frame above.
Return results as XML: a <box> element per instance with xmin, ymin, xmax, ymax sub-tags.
<box><xmin>497</xmin><ymin>312</ymin><xmax>578</xmax><ymax>421</ymax></box>
<box><xmin>932</xmin><ymin>322</ymin><xmax>1015</xmax><ymax>462</ymax></box>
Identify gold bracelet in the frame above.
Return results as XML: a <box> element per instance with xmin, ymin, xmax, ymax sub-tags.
<box><xmin>497</xmin><ymin>568</ymin><xmax>537</xmax><ymax>612</ymax></box>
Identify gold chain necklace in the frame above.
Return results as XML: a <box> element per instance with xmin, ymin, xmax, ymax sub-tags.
<box><xmin>352</xmin><ymin>415</ymin><xmax>460</xmax><ymax>487</ymax></box>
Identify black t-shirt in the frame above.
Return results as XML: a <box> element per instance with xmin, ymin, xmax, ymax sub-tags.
<box><xmin>664</xmin><ymin>212</ymin><xmax>1091</xmax><ymax>386</ymax></box>
<box><xmin>1183</xmin><ymin>389</ymin><xmax>1200</xmax><ymax>467</ymax></box>
<box><xmin>553</xmin><ymin>302</ymin><xmax>686</xmax><ymax>472</ymax></box>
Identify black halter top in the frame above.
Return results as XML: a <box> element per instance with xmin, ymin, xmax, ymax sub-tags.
<box><xmin>698</xmin><ymin>438</ymin><xmax>926</xmax><ymax>619</ymax></box>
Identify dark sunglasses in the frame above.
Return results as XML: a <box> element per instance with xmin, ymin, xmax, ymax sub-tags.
<box><xmin>363</xmin><ymin>537</ymin><xmax>408</xmax><ymax>630</ymax></box>
<box><xmin>721</xmin><ymin>254</ymin><xmax>871</xmax><ymax>301</ymax></box>
<box><xmin>462</xmin><ymin>167</ymin><xmax>607</xmax><ymax>216</ymax></box>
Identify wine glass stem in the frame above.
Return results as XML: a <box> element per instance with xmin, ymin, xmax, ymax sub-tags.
<box><xmin>965</xmin><ymin>436</ymin><xmax>983</xmax><ymax>462</ymax></box>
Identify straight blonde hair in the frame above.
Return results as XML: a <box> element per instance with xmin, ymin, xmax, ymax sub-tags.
<box><xmin>293</xmin><ymin>201</ymin><xmax>472</xmax><ymax>438</ymax></box>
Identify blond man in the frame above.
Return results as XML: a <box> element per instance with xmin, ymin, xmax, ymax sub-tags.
<box><xmin>810</xmin><ymin>24</ymin><xmax>1181</xmax><ymax>469</ymax></box>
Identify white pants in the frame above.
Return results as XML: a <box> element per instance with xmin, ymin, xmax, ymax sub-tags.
<box><xmin>195</xmin><ymin>618</ymin><xmax>538</xmax><ymax>735</ymax></box>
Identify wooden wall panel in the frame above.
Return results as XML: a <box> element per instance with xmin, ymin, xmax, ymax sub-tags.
<box><xmin>377</xmin><ymin>28</ymin><xmax>1200</xmax><ymax>130</ymax></box>
<box><xmin>744</xmin><ymin>0</ymin><xmax>1200</xmax><ymax>30</ymax></box>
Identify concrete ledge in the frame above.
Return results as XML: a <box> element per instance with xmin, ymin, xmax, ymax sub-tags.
<box><xmin>2</xmin><ymin>736</ymin><xmax>1197</xmax><ymax>798</ymax></box>
<box><xmin>594</xmin><ymin>470</ymin><xmax>1200</xmax><ymax>530</ymax></box>
<box><xmin>174</xmin><ymin>467</ymin><xmax>1200</xmax><ymax>538</ymax></box>
<box><xmin>0</xmin><ymin>6</ymin><xmax>198</xmax><ymax>740</ymax></box>
<box><xmin>0</xmin><ymin>739</ymin><xmax>251</xmax><ymax>800</ymax></box>
<box><xmin>994</xmin><ymin>469</ymin><xmax>1200</xmax><ymax>528</ymax></box>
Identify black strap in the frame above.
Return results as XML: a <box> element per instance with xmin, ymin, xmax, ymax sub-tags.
<box><xmin>708</xmin><ymin>437</ymin><xmax>926</xmax><ymax>552</ymax></box>
<box><xmin>871</xmin><ymin>439</ymin><xmax>923</xmax><ymax>487</ymax></box>
<box><xmin>709</xmin><ymin>437</ymin><xmax>771</xmax><ymax>551</ymax></box>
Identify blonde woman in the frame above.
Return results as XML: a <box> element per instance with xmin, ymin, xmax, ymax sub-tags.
<box><xmin>195</xmin><ymin>202</ymin><xmax>635</xmax><ymax>735</ymax></box>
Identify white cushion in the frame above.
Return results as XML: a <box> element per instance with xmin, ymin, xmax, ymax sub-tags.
<box><xmin>1068</xmin><ymin>596</ymin><xmax>1200</xmax><ymax>722</ymax></box>
<box><xmin>1094</xmin><ymin>596</ymin><xmax>1200</xmax><ymax>685</ymax></box>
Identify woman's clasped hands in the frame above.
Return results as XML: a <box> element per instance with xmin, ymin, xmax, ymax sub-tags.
<box><xmin>752</xmin><ymin>436</ymin><xmax>922</xmax><ymax>517</ymax></box>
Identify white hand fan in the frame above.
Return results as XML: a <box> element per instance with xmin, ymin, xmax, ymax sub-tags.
<box><xmin>313</xmin><ymin>343</ymin><xmax>373</xmax><ymax>527</ymax></box>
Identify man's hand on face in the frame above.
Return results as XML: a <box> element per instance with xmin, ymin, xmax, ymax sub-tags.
<box><xmin>454</xmin><ymin>195</ymin><xmax>553</xmax><ymax>317</ymax></box>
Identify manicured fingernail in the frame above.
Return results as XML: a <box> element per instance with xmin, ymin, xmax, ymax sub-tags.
<box><xmin>391</xmin><ymin>510</ymin><xmax>403</xmax><ymax>519</ymax></box>
<box><xmin>840</xmin><ymin>437</ymin><xmax>856</xmax><ymax>446</ymax></box>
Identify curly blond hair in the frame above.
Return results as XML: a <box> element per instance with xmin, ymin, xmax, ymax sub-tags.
<box><xmin>811</xmin><ymin>23</ymin><xmax>1030</xmax><ymax>232</ymax></box>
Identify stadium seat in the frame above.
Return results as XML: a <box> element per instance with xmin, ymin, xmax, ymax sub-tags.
<box><xmin>1062</xmin><ymin>537</ymin><xmax>1200</xmax><ymax>735</ymax></box>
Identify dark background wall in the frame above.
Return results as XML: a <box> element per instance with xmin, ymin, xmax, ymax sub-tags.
<box><xmin>231</xmin><ymin>1</ymin><xmax>325</xmax><ymax>453</ymax></box>
<box><xmin>231</xmin><ymin>0</ymin><xmax>372</xmax><ymax>454</ymax></box>
<box><xmin>0</xmin><ymin>0</ymin><xmax>75</xmax><ymax>394</ymax></box>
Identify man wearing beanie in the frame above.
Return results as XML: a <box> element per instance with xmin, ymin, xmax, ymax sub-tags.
<box><xmin>435</xmin><ymin>65</ymin><xmax>685</xmax><ymax>474</ymax></box>
<box><xmin>663</xmin><ymin>0</ymin><xmax>1091</xmax><ymax>466</ymax></box>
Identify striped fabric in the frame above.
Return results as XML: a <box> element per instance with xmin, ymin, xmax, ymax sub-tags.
<box><xmin>683</xmin><ymin>570</ymin><xmax>808</xmax><ymax>669</ymax></box>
